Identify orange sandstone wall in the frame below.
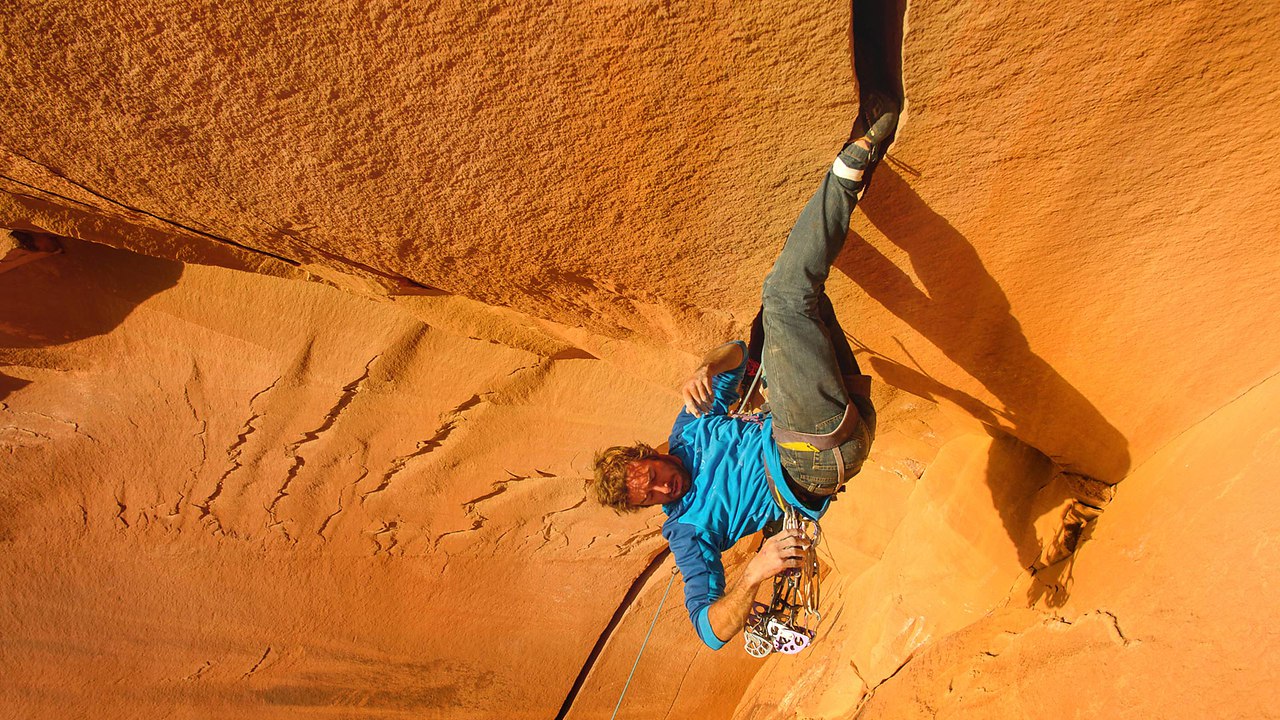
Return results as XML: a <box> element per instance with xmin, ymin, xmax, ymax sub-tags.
<box><xmin>0</xmin><ymin>240</ymin><xmax>687</xmax><ymax>718</ymax></box>
<box><xmin>854</xmin><ymin>369</ymin><xmax>1280</xmax><ymax>719</ymax></box>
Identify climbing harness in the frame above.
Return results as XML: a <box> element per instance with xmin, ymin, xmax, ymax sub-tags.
<box><xmin>771</xmin><ymin>394</ymin><xmax>866</xmax><ymax>491</ymax></box>
<box><xmin>743</xmin><ymin>462</ymin><xmax>824</xmax><ymax>658</ymax></box>
<box><xmin>611</xmin><ymin>565</ymin><xmax>679</xmax><ymax>720</ymax></box>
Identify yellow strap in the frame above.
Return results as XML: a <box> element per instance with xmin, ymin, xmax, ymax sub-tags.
<box><xmin>761</xmin><ymin>453</ymin><xmax>790</xmax><ymax>513</ymax></box>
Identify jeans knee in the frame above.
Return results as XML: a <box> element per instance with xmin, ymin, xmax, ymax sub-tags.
<box><xmin>762</xmin><ymin>267</ymin><xmax>814</xmax><ymax>315</ymax></box>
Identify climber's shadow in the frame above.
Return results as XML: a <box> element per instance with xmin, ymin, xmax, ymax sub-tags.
<box><xmin>0</xmin><ymin>234</ymin><xmax>183</xmax><ymax>402</ymax></box>
<box><xmin>835</xmin><ymin>168</ymin><xmax>1130</xmax><ymax>604</ymax></box>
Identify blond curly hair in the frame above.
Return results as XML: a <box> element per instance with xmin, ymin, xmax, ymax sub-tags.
<box><xmin>590</xmin><ymin>443</ymin><xmax>659</xmax><ymax>512</ymax></box>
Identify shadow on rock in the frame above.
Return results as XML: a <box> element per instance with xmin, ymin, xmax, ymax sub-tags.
<box><xmin>835</xmin><ymin>170</ymin><xmax>1129</xmax><ymax>603</ymax></box>
<box><xmin>0</xmin><ymin>233</ymin><xmax>183</xmax><ymax>401</ymax></box>
<box><xmin>836</xmin><ymin>167</ymin><xmax>1131</xmax><ymax>482</ymax></box>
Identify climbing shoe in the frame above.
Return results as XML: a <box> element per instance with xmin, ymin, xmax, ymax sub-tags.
<box><xmin>835</xmin><ymin>91</ymin><xmax>900</xmax><ymax>193</ymax></box>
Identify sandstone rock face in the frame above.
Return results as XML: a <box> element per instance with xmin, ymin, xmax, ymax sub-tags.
<box><xmin>3</xmin><ymin>0</ymin><xmax>1279</xmax><ymax>717</ymax></box>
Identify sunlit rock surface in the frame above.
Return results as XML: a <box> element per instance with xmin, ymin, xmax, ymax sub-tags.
<box><xmin>3</xmin><ymin>0</ymin><xmax>1279</xmax><ymax>717</ymax></box>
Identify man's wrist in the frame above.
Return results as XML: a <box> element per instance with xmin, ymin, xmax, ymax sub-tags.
<box><xmin>741</xmin><ymin>562</ymin><xmax>768</xmax><ymax>589</ymax></box>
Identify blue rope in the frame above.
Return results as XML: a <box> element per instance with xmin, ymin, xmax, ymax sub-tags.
<box><xmin>611</xmin><ymin>566</ymin><xmax>679</xmax><ymax>720</ymax></box>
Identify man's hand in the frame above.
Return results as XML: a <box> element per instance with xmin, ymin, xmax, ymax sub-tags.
<box><xmin>744</xmin><ymin>529</ymin><xmax>810</xmax><ymax>585</ymax></box>
<box><xmin>682</xmin><ymin>365</ymin><xmax>714</xmax><ymax>417</ymax></box>
<box><xmin>706</xmin><ymin>528</ymin><xmax>812</xmax><ymax>643</ymax></box>
<box><xmin>680</xmin><ymin>342</ymin><xmax>745</xmax><ymax>417</ymax></box>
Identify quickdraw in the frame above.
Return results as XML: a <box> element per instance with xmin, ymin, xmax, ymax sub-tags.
<box><xmin>743</xmin><ymin>504</ymin><xmax>822</xmax><ymax>657</ymax></box>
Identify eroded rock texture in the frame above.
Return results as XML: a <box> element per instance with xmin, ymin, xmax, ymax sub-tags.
<box><xmin>2</xmin><ymin>0</ymin><xmax>1279</xmax><ymax>717</ymax></box>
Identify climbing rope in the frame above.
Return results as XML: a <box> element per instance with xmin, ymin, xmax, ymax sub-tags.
<box><xmin>611</xmin><ymin>565</ymin><xmax>679</xmax><ymax>720</ymax></box>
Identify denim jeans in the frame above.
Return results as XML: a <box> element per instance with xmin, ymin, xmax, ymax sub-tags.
<box><xmin>761</xmin><ymin>145</ymin><xmax>878</xmax><ymax>495</ymax></box>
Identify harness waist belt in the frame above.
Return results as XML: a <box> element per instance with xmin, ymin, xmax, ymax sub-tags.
<box><xmin>770</xmin><ymin>374</ymin><xmax>872</xmax><ymax>491</ymax></box>
<box><xmin>771</xmin><ymin>374</ymin><xmax>871</xmax><ymax>451</ymax></box>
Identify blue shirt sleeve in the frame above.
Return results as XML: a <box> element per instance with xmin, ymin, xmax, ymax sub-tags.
<box><xmin>670</xmin><ymin>341</ymin><xmax>749</xmax><ymax>447</ymax></box>
<box><xmin>664</xmin><ymin>519</ymin><xmax>730</xmax><ymax>650</ymax></box>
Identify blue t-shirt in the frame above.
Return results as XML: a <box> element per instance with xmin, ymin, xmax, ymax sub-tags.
<box><xmin>662</xmin><ymin>341</ymin><xmax>830</xmax><ymax>650</ymax></box>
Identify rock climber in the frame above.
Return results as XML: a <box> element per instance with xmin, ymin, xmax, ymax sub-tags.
<box><xmin>588</xmin><ymin>77</ymin><xmax>899</xmax><ymax>650</ymax></box>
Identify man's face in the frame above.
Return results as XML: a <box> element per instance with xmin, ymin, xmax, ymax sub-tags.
<box><xmin>625</xmin><ymin>454</ymin><xmax>691</xmax><ymax>507</ymax></box>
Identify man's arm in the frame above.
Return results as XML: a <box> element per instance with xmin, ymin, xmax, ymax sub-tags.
<box><xmin>706</xmin><ymin>529</ymin><xmax>810</xmax><ymax>642</ymax></box>
<box><xmin>682</xmin><ymin>342</ymin><xmax>747</xmax><ymax>417</ymax></box>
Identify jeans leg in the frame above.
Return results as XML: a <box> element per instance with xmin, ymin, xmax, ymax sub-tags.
<box><xmin>762</xmin><ymin>167</ymin><xmax>862</xmax><ymax>434</ymax></box>
<box><xmin>817</xmin><ymin>295</ymin><xmax>860</xmax><ymax>377</ymax></box>
<box><xmin>762</xmin><ymin>154</ymin><xmax>872</xmax><ymax>491</ymax></box>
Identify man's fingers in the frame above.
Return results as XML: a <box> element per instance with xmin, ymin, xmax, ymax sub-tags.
<box><xmin>681</xmin><ymin>390</ymin><xmax>701</xmax><ymax>416</ymax></box>
<box><xmin>685</xmin><ymin>382</ymin><xmax>708</xmax><ymax>411</ymax></box>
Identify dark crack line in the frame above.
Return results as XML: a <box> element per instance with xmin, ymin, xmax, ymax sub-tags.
<box><xmin>182</xmin><ymin>367</ymin><xmax>209</xmax><ymax>514</ymax></box>
<box><xmin>543</xmin><ymin>497</ymin><xmax>587</xmax><ymax>520</ymax></box>
<box><xmin>432</xmin><ymin>520</ymin><xmax>483</xmax><ymax>551</ymax></box>
<box><xmin>853</xmin><ymin>652</ymin><xmax>915</xmax><ymax>719</ymax></box>
<box><xmin>183</xmin><ymin>660</ymin><xmax>214</xmax><ymax>682</ymax></box>
<box><xmin>461</xmin><ymin>471</ymin><xmax>535</xmax><ymax>513</ymax></box>
<box><xmin>5</xmin><ymin>155</ymin><xmax>302</xmax><ymax>267</ymax></box>
<box><xmin>1094</xmin><ymin>610</ymin><xmax>1135</xmax><ymax>646</ymax></box>
<box><xmin>242</xmin><ymin>647</ymin><xmax>272</xmax><ymax>678</ymax></box>
<box><xmin>0</xmin><ymin>402</ymin><xmax>99</xmax><ymax>443</ymax></box>
<box><xmin>362</xmin><ymin>418</ymin><xmax>459</xmax><ymax>501</ymax></box>
<box><xmin>555</xmin><ymin>548</ymin><xmax>672</xmax><ymax>720</ymax></box>
<box><xmin>361</xmin><ymin>392</ymin><xmax>495</xmax><ymax>502</ymax></box>
<box><xmin>615</xmin><ymin>528</ymin><xmax>662</xmax><ymax>556</ymax></box>
<box><xmin>371</xmin><ymin>521</ymin><xmax>402</xmax><ymax>555</ymax></box>
<box><xmin>362</xmin><ymin>360</ymin><xmax>551</xmax><ymax>503</ymax></box>
<box><xmin>114</xmin><ymin>494</ymin><xmax>129</xmax><ymax>529</ymax></box>
<box><xmin>317</xmin><ymin>495</ymin><xmax>345</xmax><ymax>541</ymax></box>
<box><xmin>305</xmin><ymin>242</ymin><xmax>438</xmax><ymax>291</ymax></box>
<box><xmin>0</xmin><ymin>425</ymin><xmax>48</xmax><ymax>441</ymax></box>
<box><xmin>0</xmin><ymin>174</ymin><xmax>98</xmax><ymax>210</ymax></box>
<box><xmin>6</xmin><ymin>158</ymin><xmax>440</xmax><ymax>292</ymax></box>
<box><xmin>268</xmin><ymin>356</ymin><xmax>378</xmax><ymax>532</ymax></box>
<box><xmin>199</xmin><ymin>378</ymin><xmax>281</xmax><ymax>530</ymax></box>
<box><xmin>492</xmin><ymin>525</ymin><xmax>517</xmax><ymax>549</ymax></box>
<box><xmin>662</xmin><ymin>643</ymin><xmax>701</xmax><ymax>720</ymax></box>
<box><xmin>534</xmin><ymin>498</ymin><xmax>587</xmax><ymax>553</ymax></box>
<box><xmin>318</xmin><ymin>443</ymin><xmax>370</xmax><ymax>541</ymax></box>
